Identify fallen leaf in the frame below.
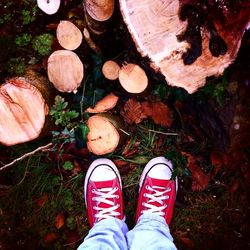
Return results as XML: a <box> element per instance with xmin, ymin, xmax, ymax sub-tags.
<box><xmin>44</xmin><ymin>232</ymin><xmax>58</xmax><ymax>244</ymax></box>
<box><xmin>121</xmin><ymin>99</ymin><xmax>146</xmax><ymax>124</ymax></box>
<box><xmin>141</xmin><ymin>101</ymin><xmax>153</xmax><ymax>116</ymax></box>
<box><xmin>36</xmin><ymin>194</ymin><xmax>48</xmax><ymax>209</ymax></box>
<box><xmin>210</xmin><ymin>151</ymin><xmax>224</xmax><ymax>177</ymax></box>
<box><xmin>182</xmin><ymin>152</ymin><xmax>209</xmax><ymax>191</ymax></box>
<box><xmin>113</xmin><ymin>159</ymin><xmax>128</xmax><ymax>168</ymax></box>
<box><xmin>65</xmin><ymin>230</ymin><xmax>80</xmax><ymax>245</ymax></box>
<box><xmin>72</xmin><ymin>160</ymin><xmax>82</xmax><ymax>176</ymax></box>
<box><xmin>229</xmin><ymin>180</ymin><xmax>240</xmax><ymax>193</ymax></box>
<box><xmin>86</xmin><ymin>93</ymin><xmax>119</xmax><ymax>113</ymax></box>
<box><xmin>151</xmin><ymin>102</ymin><xmax>173</xmax><ymax>127</ymax></box>
<box><xmin>122</xmin><ymin>138</ymin><xmax>140</xmax><ymax>157</ymax></box>
<box><xmin>55</xmin><ymin>213</ymin><xmax>65</xmax><ymax>229</ymax></box>
<box><xmin>180</xmin><ymin>237</ymin><xmax>194</xmax><ymax>248</ymax></box>
<box><xmin>46</xmin><ymin>23</ymin><xmax>58</xmax><ymax>30</ymax></box>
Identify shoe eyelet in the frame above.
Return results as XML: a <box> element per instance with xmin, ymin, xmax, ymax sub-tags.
<box><xmin>92</xmin><ymin>197</ymin><xmax>96</xmax><ymax>201</ymax></box>
<box><xmin>115</xmin><ymin>187</ymin><xmax>118</xmax><ymax>191</ymax></box>
<box><xmin>92</xmin><ymin>189</ymin><xmax>96</xmax><ymax>193</ymax></box>
<box><xmin>115</xmin><ymin>195</ymin><xmax>119</xmax><ymax>199</ymax></box>
<box><xmin>146</xmin><ymin>185</ymin><xmax>149</xmax><ymax>190</ymax></box>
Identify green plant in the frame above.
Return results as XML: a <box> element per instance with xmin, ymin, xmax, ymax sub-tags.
<box><xmin>32</xmin><ymin>33</ymin><xmax>54</xmax><ymax>56</ymax></box>
<box><xmin>21</xmin><ymin>6</ymin><xmax>38</xmax><ymax>25</ymax></box>
<box><xmin>0</xmin><ymin>13</ymin><xmax>11</xmax><ymax>25</ymax></box>
<box><xmin>15</xmin><ymin>33</ymin><xmax>32</xmax><ymax>47</ymax></box>
<box><xmin>50</xmin><ymin>96</ymin><xmax>79</xmax><ymax>128</ymax></box>
<box><xmin>7</xmin><ymin>57</ymin><xmax>26</xmax><ymax>75</ymax></box>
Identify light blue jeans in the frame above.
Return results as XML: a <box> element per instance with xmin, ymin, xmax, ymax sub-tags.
<box><xmin>78</xmin><ymin>214</ymin><xmax>177</xmax><ymax>250</ymax></box>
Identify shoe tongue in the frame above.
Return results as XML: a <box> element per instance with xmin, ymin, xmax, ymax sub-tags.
<box><xmin>94</xmin><ymin>179</ymin><xmax>115</xmax><ymax>189</ymax></box>
<box><xmin>149</xmin><ymin>177</ymin><xmax>171</xmax><ymax>188</ymax></box>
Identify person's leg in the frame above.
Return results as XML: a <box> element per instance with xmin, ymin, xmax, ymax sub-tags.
<box><xmin>126</xmin><ymin>156</ymin><xmax>178</xmax><ymax>250</ymax></box>
<box><xmin>78</xmin><ymin>158</ymin><xmax>128</xmax><ymax>250</ymax></box>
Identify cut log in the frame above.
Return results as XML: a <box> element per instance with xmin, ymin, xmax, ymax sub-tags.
<box><xmin>118</xmin><ymin>63</ymin><xmax>148</xmax><ymax>93</ymax></box>
<box><xmin>83</xmin><ymin>0</ymin><xmax>115</xmax><ymax>34</ymax></box>
<box><xmin>102</xmin><ymin>60</ymin><xmax>120</xmax><ymax>80</ymax></box>
<box><xmin>56</xmin><ymin>20</ymin><xmax>83</xmax><ymax>50</ymax></box>
<box><xmin>0</xmin><ymin>77</ymin><xmax>48</xmax><ymax>146</ymax></box>
<box><xmin>37</xmin><ymin>0</ymin><xmax>61</xmax><ymax>15</ymax></box>
<box><xmin>86</xmin><ymin>93</ymin><xmax>119</xmax><ymax>113</ymax></box>
<box><xmin>119</xmin><ymin>0</ymin><xmax>250</xmax><ymax>93</ymax></box>
<box><xmin>47</xmin><ymin>50</ymin><xmax>84</xmax><ymax>93</ymax></box>
<box><xmin>87</xmin><ymin>114</ymin><xmax>125</xmax><ymax>155</ymax></box>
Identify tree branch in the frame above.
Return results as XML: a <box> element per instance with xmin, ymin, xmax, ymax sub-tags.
<box><xmin>0</xmin><ymin>142</ymin><xmax>53</xmax><ymax>172</ymax></box>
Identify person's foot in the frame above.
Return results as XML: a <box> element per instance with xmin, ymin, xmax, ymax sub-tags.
<box><xmin>84</xmin><ymin>158</ymin><xmax>125</xmax><ymax>227</ymax></box>
<box><xmin>136</xmin><ymin>156</ymin><xmax>178</xmax><ymax>225</ymax></box>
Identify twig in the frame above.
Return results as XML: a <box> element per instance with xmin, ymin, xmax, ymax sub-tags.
<box><xmin>0</xmin><ymin>142</ymin><xmax>53</xmax><ymax>172</ymax></box>
<box><xmin>63</xmin><ymin>234</ymin><xmax>87</xmax><ymax>247</ymax></box>
<box><xmin>140</xmin><ymin>126</ymin><xmax>179</xmax><ymax>136</ymax></box>
<box><xmin>147</xmin><ymin>129</ymin><xmax>179</xmax><ymax>136</ymax></box>
<box><xmin>119</xmin><ymin>128</ymin><xmax>130</xmax><ymax>136</ymax></box>
<box><xmin>80</xmin><ymin>75</ymin><xmax>89</xmax><ymax>119</ymax></box>
<box><xmin>123</xmin><ymin>183</ymin><xmax>138</xmax><ymax>189</ymax></box>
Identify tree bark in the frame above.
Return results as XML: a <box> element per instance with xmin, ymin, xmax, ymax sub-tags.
<box><xmin>83</xmin><ymin>0</ymin><xmax>115</xmax><ymax>34</ymax></box>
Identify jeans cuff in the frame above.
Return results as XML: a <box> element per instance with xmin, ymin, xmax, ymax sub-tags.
<box><xmin>137</xmin><ymin>213</ymin><xmax>169</xmax><ymax>227</ymax></box>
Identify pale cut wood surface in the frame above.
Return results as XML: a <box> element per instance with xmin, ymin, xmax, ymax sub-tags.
<box><xmin>118</xmin><ymin>63</ymin><xmax>148</xmax><ymax>93</ymax></box>
<box><xmin>87</xmin><ymin>114</ymin><xmax>120</xmax><ymax>155</ymax></box>
<box><xmin>102</xmin><ymin>60</ymin><xmax>120</xmax><ymax>80</ymax></box>
<box><xmin>119</xmin><ymin>0</ymin><xmax>249</xmax><ymax>93</ymax></box>
<box><xmin>85</xmin><ymin>0</ymin><xmax>115</xmax><ymax>21</ymax></box>
<box><xmin>47</xmin><ymin>50</ymin><xmax>84</xmax><ymax>93</ymax></box>
<box><xmin>0</xmin><ymin>78</ymin><xmax>47</xmax><ymax>146</ymax></box>
<box><xmin>56</xmin><ymin>20</ymin><xmax>83</xmax><ymax>50</ymax></box>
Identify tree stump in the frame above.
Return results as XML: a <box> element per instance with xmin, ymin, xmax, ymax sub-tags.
<box><xmin>119</xmin><ymin>0</ymin><xmax>250</xmax><ymax>93</ymax></box>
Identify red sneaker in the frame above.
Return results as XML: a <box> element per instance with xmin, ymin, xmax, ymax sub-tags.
<box><xmin>136</xmin><ymin>156</ymin><xmax>178</xmax><ymax>225</ymax></box>
<box><xmin>84</xmin><ymin>158</ymin><xmax>125</xmax><ymax>227</ymax></box>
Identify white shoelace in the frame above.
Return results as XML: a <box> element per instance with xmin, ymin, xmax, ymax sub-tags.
<box><xmin>141</xmin><ymin>185</ymin><xmax>171</xmax><ymax>216</ymax></box>
<box><xmin>92</xmin><ymin>187</ymin><xmax>120</xmax><ymax>221</ymax></box>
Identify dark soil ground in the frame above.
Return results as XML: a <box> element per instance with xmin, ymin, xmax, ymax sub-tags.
<box><xmin>0</xmin><ymin>1</ymin><xmax>250</xmax><ymax>249</ymax></box>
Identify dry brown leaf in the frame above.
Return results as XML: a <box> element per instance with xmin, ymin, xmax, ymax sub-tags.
<box><xmin>151</xmin><ymin>102</ymin><xmax>173</xmax><ymax>127</ymax></box>
<box><xmin>55</xmin><ymin>212</ymin><xmax>65</xmax><ymax>229</ymax></box>
<box><xmin>141</xmin><ymin>101</ymin><xmax>153</xmax><ymax>116</ymax></box>
<box><xmin>44</xmin><ymin>232</ymin><xmax>58</xmax><ymax>244</ymax></box>
<box><xmin>121</xmin><ymin>98</ymin><xmax>146</xmax><ymax>124</ymax></box>
<box><xmin>86</xmin><ymin>93</ymin><xmax>119</xmax><ymax>113</ymax></box>
<box><xmin>36</xmin><ymin>194</ymin><xmax>48</xmax><ymax>209</ymax></box>
<box><xmin>182</xmin><ymin>152</ymin><xmax>209</xmax><ymax>191</ymax></box>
